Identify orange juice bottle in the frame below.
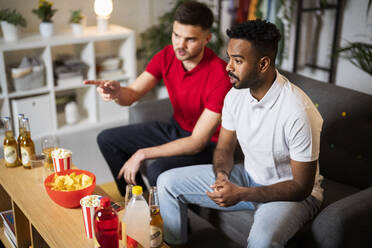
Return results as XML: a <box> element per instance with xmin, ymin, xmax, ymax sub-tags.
<box><xmin>20</xmin><ymin>117</ymin><xmax>35</xmax><ymax>169</ymax></box>
<box><xmin>17</xmin><ymin>113</ymin><xmax>25</xmax><ymax>166</ymax></box>
<box><xmin>2</xmin><ymin>117</ymin><xmax>19</xmax><ymax>167</ymax></box>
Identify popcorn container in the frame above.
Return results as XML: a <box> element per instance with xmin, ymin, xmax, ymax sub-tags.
<box><xmin>80</xmin><ymin>195</ymin><xmax>101</xmax><ymax>239</ymax></box>
<box><xmin>51</xmin><ymin>148</ymin><xmax>72</xmax><ymax>172</ymax></box>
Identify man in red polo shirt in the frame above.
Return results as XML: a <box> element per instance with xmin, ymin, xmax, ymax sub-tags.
<box><xmin>84</xmin><ymin>1</ymin><xmax>231</xmax><ymax>196</ymax></box>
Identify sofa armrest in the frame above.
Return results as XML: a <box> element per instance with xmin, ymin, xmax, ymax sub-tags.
<box><xmin>129</xmin><ymin>98</ymin><xmax>172</xmax><ymax>124</ymax></box>
<box><xmin>311</xmin><ymin>187</ymin><xmax>372</xmax><ymax>248</ymax></box>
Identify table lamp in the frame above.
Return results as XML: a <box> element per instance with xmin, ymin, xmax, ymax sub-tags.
<box><xmin>94</xmin><ymin>0</ymin><xmax>113</xmax><ymax>32</ymax></box>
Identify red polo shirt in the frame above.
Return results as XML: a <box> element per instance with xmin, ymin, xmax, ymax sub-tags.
<box><xmin>146</xmin><ymin>45</ymin><xmax>231</xmax><ymax>142</ymax></box>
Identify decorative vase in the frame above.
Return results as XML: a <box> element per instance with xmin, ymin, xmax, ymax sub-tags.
<box><xmin>71</xmin><ymin>23</ymin><xmax>83</xmax><ymax>36</ymax></box>
<box><xmin>39</xmin><ymin>22</ymin><xmax>54</xmax><ymax>38</ymax></box>
<box><xmin>1</xmin><ymin>21</ymin><xmax>19</xmax><ymax>42</ymax></box>
<box><xmin>65</xmin><ymin>101</ymin><xmax>79</xmax><ymax>124</ymax></box>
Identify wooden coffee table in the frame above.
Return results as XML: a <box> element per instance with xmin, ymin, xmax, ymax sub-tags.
<box><xmin>0</xmin><ymin>160</ymin><xmax>111</xmax><ymax>247</ymax></box>
<box><xmin>0</xmin><ymin>160</ymin><xmax>169</xmax><ymax>248</ymax></box>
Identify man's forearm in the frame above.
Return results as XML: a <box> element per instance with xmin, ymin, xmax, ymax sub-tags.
<box><xmin>239</xmin><ymin>179</ymin><xmax>314</xmax><ymax>203</ymax></box>
<box><xmin>137</xmin><ymin>136</ymin><xmax>208</xmax><ymax>161</ymax></box>
<box><xmin>213</xmin><ymin>147</ymin><xmax>234</xmax><ymax>178</ymax></box>
<box><xmin>114</xmin><ymin>87</ymin><xmax>141</xmax><ymax>106</ymax></box>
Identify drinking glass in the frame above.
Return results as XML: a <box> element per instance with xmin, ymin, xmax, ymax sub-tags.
<box><xmin>29</xmin><ymin>153</ymin><xmax>46</xmax><ymax>183</ymax></box>
<box><xmin>41</xmin><ymin>135</ymin><xmax>59</xmax><ymax>175</ymax></box>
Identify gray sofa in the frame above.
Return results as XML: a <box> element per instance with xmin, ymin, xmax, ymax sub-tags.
<box><xmin>129</xmin><ymin>71</ymin><xmax>372</xmax><ymax>248</ymax></box>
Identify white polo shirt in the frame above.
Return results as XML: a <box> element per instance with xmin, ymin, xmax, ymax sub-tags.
<box><xmin>222</xmin><ymin>71</ymin><xmax>324</xmax><ymax>201</ymax></box>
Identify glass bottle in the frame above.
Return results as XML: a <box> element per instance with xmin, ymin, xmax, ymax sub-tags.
<box><xmin>17</xmin><ymin>113</ymin><xmax>25</xmax><ymax>166</ymax></box>
<box><xmin>20</xmin><ymin>117</ymin><xmax>35</xmax><ymax>169</ymax></box>
<box><xmin>149</xmin><ymin>186</ymin><xmax>164</xmax><ymax>248</ymax></box>
<box><xmin>121</xmin><ymin>184</ymin><xmax>133</xmax><ymax>242</ymax></box>
<box><xmin>94</xmin><ymin>197</ymin><xmax>119</xmax><ymax>248</ymax></box>
<box><xmin>123</xmin><ymin>185</ymin><xmax>150</xmax><ymax>248</ymax></box>
<box><xmin>124</xmin><ymin>184</ymin><xmax>133</xmax><ymax>208</ymax></box>
<box><xmin>2</xmin><ymin>117</ymin><xmax>19</xmax><ymax>167</ymax></box>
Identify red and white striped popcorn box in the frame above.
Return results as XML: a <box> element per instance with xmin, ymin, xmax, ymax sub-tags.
<box><xmin>52</xmin><ymin>156</ymin><xmax>71</xmax><ymax>172</ymax></box>
<box><xmin>80</xmin><ymin>195</ymin><xmax>101</xmax><ymax>239</ymax></box>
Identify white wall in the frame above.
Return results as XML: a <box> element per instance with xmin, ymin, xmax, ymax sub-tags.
<box><xmin>0</xmin><ymin>0</ymin><xmax>172</xmax><ymax>46</ymax></box>
<box><xmin>335</xmin><ymin>0</ymin><xmax>372</xmax><ymax>95</ymax></box>
<box><xmin>277</xmin><ymin>0</ymin><xmax>372</xmax><ymax>95</ymax></box>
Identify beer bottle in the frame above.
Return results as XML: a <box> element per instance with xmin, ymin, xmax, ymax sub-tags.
<box><xmin>17</xmin><ymin>113</ymin><xmax>25</xmax><ymax>166</ymax></box>
<box><xmin>2</xmin><ymin>117</ymin><xmax>19</xmax><ymax>167</ymax></box>
<box><xmin>149</xmin><ymin>186</ymin><xmax>164</xmax><ymax>248</ymax></box>
<box><xmin>20</xmin><ymin>117</ymin><xmax>35</xmax><ymax>169</ymax></box>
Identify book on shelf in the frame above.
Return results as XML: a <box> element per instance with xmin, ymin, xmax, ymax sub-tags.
<box><xmin>0</xmin><ymin>210</ymin><xmax>17</xmax><ymax>247</ymax></box>
<box><xmin>4</xmin><ymin>227</ymin><xmax>16</xmax><ymax>248</ymax></box>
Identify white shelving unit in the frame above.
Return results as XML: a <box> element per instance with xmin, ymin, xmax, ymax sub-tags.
<box><xmin>0</xmin><ymin>24</ymin><xmax>136</xmax><ymax>139</ymax></box>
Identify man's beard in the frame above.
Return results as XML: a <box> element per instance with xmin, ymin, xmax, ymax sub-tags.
<box><xmin>229</xmin><ymin>71</ymin><xmax>263</xmax><ymax>90</ymax></box>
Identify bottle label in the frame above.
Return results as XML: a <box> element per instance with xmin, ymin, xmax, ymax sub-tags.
<box><xmin>21</xmin><ymin>147</ymin><xmax>31</xmax><ymax>167</ymax></box>
<box><xmin>150</xmin><ymin>225</ymin><xmax>163</xmax><ymax>248</ymax></box>
<box><xmin>4</xmin><ymin>146</ymin><xmax>17</xmax><ymax>164</ymax></box>
<box><xmin>127</xmin><ymin>235</ymin><xmax>144</xmax><ymax>248</ymax></box>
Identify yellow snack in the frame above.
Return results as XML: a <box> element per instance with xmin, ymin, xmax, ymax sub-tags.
<box><xmin>49</xmin><ymin>172</ymin><xmax>93</xmax><ymax>191</ymax></box>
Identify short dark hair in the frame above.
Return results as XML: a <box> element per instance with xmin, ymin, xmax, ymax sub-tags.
<box><xmin>227</xmin><ymin>20</ymin><xmax>281</xmax><ymax>62</ymax></box>
<box><xmin>174</xmin><ymin>1</ymin><xmax>214</xmax><ymax>30</ymax></box>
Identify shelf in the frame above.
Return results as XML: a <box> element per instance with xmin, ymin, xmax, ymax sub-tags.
<box><xmin>0</xmin><ymin>24</ymin><xmax>136</xmax><ymax>138</ymax></box>
<box><xmin>98</xmin><ymin>73</ymin><xmax>129</xmax><ymax>82</ymax></box>
<box><xmin>56</xmin><ymin>118</ymin><xmax>96</xmax><ymax>135</ymax></box>
<box><xmin>0</xmin><ymin>224</ymin><xmax>14</xmax><ymax>248</ymax></box>
<box><xmin>54</xmin><ymin>84</ymin><xmax>89</xmax><ymax>92</ymax></box>
<box><xmin>0</xmin><ymin>25</ymin><xmax>134</xmax><ymax>52</ymax></box>
<box><xmin>301</xmin><ymin>4</ymin><xmax>338</xmax><ymax>12</ymax></box>
<box><xmin>8</xmin><ymin>87</ymin><xmax>50</xmax><ymax>98</ymax></box>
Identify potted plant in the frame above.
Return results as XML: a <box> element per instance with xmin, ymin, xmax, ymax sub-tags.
<box><xmin>338</xmin><ymin>0</ymin><xmax>372</xmax><ymax>78</ymax></box>
<box><xmin>0</xmin><ymin>8</ymin><xmax>27</xmax><ymax>42</ymax></box>
<box><xmin>69</xmin><ymin>9</ymin><xmax>84</xmax><ymax>35</ymax></box>
<box><xmin>32</xmin><ymin>0</ymin><xmax>57</xmax><ymax>38</ymax></box>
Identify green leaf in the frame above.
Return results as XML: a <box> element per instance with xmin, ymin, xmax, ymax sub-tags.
<box><xmin>338</xmin><ymin>41</ymin><xmax>372</xmax><ymax>77</ymax></box>
<box><xmin>0</xmin><ymin>8</ymin><xmax>27</xmax><ymax>27</ymax></box>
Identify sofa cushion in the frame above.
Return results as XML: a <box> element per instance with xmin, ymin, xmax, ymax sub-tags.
<box><xmin>319</xmin><ymin>119</ymin><xmax>372</xmax><ymax>189</ymax></box>
<box><xmin>280</xmin><ymin>71</ymin><xmax>372</xmax><ymax>189</ymax></box>
<box><xmin>129</xmin><ymin>98</ymin><xmax>173</xmax><ymax>124</ymax></box>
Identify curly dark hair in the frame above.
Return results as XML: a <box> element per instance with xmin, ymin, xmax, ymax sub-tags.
<box><xmin>174</xmin><ymin>1</ymin><xmax>213</xmax><ymax>30</ymax></box>
<box><xmin>227</xmin><ymin>20</ymin><xmax>281</xmax><ymax>63</ymax></box>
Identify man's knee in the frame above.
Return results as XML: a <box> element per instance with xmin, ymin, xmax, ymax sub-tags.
<box><xmin>157</xmin><ymin>169</ymin><xmax>180</xmax><ymax>193</ymax></box>
<box><xmin>97</xmin><ymin>129</ymin><xmax>110</xmax><ymax>148</ymax></box>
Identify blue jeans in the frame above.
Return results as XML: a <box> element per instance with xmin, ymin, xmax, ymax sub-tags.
<box><xmin>157</xmin><ymin>164</ymin><xmax>322</xmax><ymax>248</ymax></box>
<box><xmin>97</xmin><ymin>118</ymin><xmax>216</xmax><ymax>195</ymax></box>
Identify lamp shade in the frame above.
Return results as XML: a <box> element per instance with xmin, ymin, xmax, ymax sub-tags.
<box><xmin>94</xmin><ymin>0</ymin><xmax>113</xmax><ymax>17</ymax></box>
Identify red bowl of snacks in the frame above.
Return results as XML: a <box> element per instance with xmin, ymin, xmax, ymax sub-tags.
<box><xmin>44</xmin><ymin>169</ymin><xmax>96</xmax><ymax>208</ymax></box>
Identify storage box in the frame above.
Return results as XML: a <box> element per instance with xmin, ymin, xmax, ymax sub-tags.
<box><xmin>12</xmin><ymin>65</ymin><xmax>45</xmax><ymax>91</ymax></box>
<box><xmin>11</xmin><ymin>94</ymin><xmax>54</xmax><ymax>137</ymax></box>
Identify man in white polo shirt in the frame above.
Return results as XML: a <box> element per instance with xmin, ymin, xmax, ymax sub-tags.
<box><xmin>157</xmin><ymin>20</ymin><xmax>323</xmax><ymax>248</ymax></box>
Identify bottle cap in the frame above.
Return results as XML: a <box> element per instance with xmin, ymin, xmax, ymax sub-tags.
<box><xmin>100</xmin><ymin>197</ymin><xmax>111</xmax><ymax>208</ymax></box>
<box><xmin>132</xmin><ymin>186</ymin><xmax>143</xmax><ymax>196</ymax></box>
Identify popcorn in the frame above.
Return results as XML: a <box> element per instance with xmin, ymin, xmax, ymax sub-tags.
<box><xmin>51</xmin><ymin>148</ymin><xmax>72</xmax><ymax>172</ymax></box>
<box><xmin>80</xmin><ymin>195</ymin><xmax>101</xmax><ymax>207</ymax></box>
<box><xmin>81</xmin><ymin>195</ymin><xmax>102</xmax><ymax>239</ymax></box>
<box><xmin>52</xmin><ymin>148</ymin><xmax>72</xmax><ymax>159</ymax></box>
